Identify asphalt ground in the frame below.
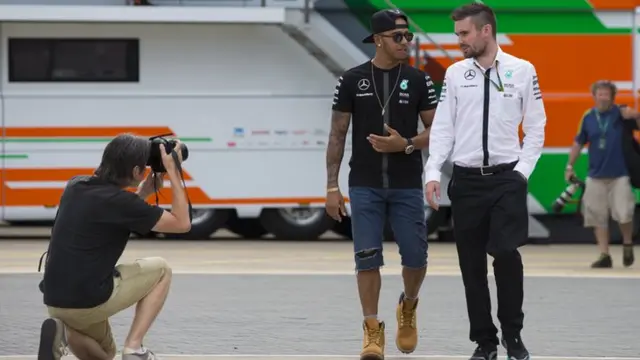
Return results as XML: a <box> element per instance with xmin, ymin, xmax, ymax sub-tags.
<box><xmin>0</xmin><ymin>232</ymin><xmax>639</xmax><ymax>360</ymax></box>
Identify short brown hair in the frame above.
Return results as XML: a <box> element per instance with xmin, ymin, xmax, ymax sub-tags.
<box><xmin>451</xmin><ymin>2</ymin><xmax>497</xmax><ymax>38</ymax></box>
<box><xmin>591</xmin><ymin>80</ymin><xmax>617</xmax><ymax>98</ymax></box>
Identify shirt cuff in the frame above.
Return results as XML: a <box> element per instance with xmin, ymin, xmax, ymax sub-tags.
<box><xmin>424</xmin><ymin>168</ymin><xmax>442</xmax><ymax>184</ymax></box>
<box><xmin>513</xmin><ymin>161</ymin><xmax>533</xmax><ymax>180</ymax></box>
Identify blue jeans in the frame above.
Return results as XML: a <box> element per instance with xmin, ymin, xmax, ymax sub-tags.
<box><xmin>349</xmin><ymin>186</ymin><xmax>428</xmax><ymax>271</ymax></box>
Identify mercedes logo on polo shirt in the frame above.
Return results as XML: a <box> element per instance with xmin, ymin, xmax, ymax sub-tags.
<box><xmin>358</xmin><ymin>79</ymin><xmax>370</xmax><ymax>91</ymax></box>
<box><xmin>464</xmin><ymin>69</ymin><xmax>476</xmax><ymax>80</ymax></box>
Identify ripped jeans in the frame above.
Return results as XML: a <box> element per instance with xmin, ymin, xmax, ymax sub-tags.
<box><xmin>349</xmin><ymin>186</ymin><xmax>428</xmax><ymax>272</ymax></box>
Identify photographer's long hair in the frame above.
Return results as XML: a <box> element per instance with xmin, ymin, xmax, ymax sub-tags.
<box><xmin>94</xmin><ymin>134</ymin><xmax>151</xmax><ymax>187</ymax></box>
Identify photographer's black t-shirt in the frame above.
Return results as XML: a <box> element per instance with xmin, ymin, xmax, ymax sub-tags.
<box><xmin>42</xmin><ymin>175</ymin><xmax>164</xmax><ymax>309</ymax></box>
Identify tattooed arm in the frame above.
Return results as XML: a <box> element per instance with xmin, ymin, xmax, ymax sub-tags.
<box><xmin>326</xmin><ymin>110</ymin><xmax>351</xmax><ymax>188</ymax></box>
<box><xmin>327</xmin><ymin>72</ymin><xmax>354</xmax><ymax>189</ymax></box>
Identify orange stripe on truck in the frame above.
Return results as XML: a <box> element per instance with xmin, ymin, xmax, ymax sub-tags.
<box><xmin>0</xmin><ymin>168</ymin><xmax>334</xmax><ymax>207</ymax></box>
<box><xmin>4</xmin><ymin>126</ymin><xmax>174</xmax><ymax>138</ymax></box>
<box><xmin>588</xmin><ymin>0</ymin><xmax>640</xmax><ymax>9</ymax></box>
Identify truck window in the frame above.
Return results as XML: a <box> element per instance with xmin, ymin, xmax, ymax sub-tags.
<box><xmin>8</xmin><ymin>38</ymin><xmax>139</xmax><ymax>82</ymax></box>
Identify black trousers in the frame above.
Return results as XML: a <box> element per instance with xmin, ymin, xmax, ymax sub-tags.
<box><xmin>448</xmin><ymin>161</ymin><xmax>527</xmax><ymax>346</ymax></box>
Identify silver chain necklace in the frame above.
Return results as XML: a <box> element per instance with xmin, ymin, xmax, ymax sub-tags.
<box><xmin>371</xmin><ymin>60</ymin><xmax>402</xmax><ymax>116</ymax></box>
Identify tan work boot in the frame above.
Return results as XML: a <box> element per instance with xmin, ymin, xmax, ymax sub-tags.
<box><xmin>360</xmin><ymin>318</ymin><xmax>385</xmax><ymax>360</ymax></box>
<box><xmin>395</xmin><ymin>292</ymin><xmax>418</xmax><ymax>354</ymax></box>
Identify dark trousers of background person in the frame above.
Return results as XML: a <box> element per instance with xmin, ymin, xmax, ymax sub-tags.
<box><xmin>448</xmin><ymin>161</ymin><xmax>528</xmax><ymax>346</ymax></box>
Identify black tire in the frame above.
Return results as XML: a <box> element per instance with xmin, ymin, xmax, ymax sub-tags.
<box><xmin>383</xmin><ymin>220</ymin><xmax>395</xmax><ymax>241</ymax></box>
<box><xmin>164</xmin><ymin>208</ymin><xmax>231</xmax><ymax>240</ymax></box>
<box><xmin>260</xmin><ymin>207</ymin><xmax>335</xmax><ymax>240</ymax></box>
<box><xmin>226</xmin><ymin>214</ymin><xmax>268</xmax><ymax>239</ymax></box>
<box><xmin>130</xmin><ymin>231</ymin><xmax>158</xmax><ymax>239</ymax></box>
<box><xmin>426</xmin><ymin>207</ymin><xmax>449</xmax><ymax>236</ymax></box>
<box><xmin>332</xmin><ymin>217</ymin><xmax>353</xmax><ymax>239</ymax></box>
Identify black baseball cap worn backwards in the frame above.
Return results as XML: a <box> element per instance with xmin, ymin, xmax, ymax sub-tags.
<box><xmin>362</xmin><ymin>8</ymin><xmax>409</xmax><ymax>44</ymax></box>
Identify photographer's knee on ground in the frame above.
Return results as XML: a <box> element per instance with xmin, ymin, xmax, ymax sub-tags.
<box><xmin>37</xmin><ymin>134</ymin><xmax>188</xmax><ymax>360</ymax></box>
<box><xmin>44</xmin><ymin>257</ymin><xmax>171</xmax><ymax>360</ymax></box>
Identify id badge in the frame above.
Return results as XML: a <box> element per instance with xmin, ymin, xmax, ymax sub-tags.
<box><xmin>599</xmin><ymin>138</ymin><xmax>606</xmax><ymax>149</ymax></box>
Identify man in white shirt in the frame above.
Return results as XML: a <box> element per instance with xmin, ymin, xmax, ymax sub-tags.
<box><xmin>424</xmin><ymin>3</ymin><xmax>546</xmax><ymax>360</ymax></box>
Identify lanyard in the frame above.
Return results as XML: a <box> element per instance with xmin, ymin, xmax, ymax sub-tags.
<box><xmin>594</xmin><ymin>111</ymin><xmax>611</xmax><ymax>137</ymax></box>
<box><xmin>474</xmin><ymin>62</ymin><xmax>504</xmax><ymax>92</ymax></box>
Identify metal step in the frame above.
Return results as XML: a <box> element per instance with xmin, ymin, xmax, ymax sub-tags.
<box><xmin>281</xmin><ymin>22</ymin><xmax>343</xmax><ymax>78</ymax></box>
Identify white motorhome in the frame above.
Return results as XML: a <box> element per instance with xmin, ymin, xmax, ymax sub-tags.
<box><xmin>0</xmin><ymin>2</ymin><xmax>450</xmax><ymax>240</ymax></box>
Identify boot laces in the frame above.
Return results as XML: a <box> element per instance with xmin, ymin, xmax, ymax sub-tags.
<box><xmin>56</xmin><ymin>343</ymin><xmax>69</xmax><ymax>357</ymax></box>
<box><xmin>399</xmin><ymin>307</ymin><xmax>416</xmax><ymax>328</ymax></box>
<box><xmin>364</xmin><ymin>326</ymin><xmax>382</xmax><ymax>347</ymax></box>
<box><xmin>57</xmin><ymin>323</ymin><xmax>69</xmax><ymax>357</ymax></box>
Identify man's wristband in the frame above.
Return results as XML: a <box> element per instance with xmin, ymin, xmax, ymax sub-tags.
<box><xmin>327</xmin><ymin>187</ymin><xmax>340</xmax><ymax>193</ymax></box>
<box><xmin>566</xmin><ymin>164</ymin><xmax>573</xmax><ymax>170</ymax></box>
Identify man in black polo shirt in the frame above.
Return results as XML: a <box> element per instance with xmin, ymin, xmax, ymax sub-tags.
<box><xmin>37</xmin><ymin>134</ymin><xmax>191</xmax><ymax>360</ymax></box>
<box><xmin>324</xmin><ymin>9</ymin><xmax>438</xmax><ymax>360</ymax></box>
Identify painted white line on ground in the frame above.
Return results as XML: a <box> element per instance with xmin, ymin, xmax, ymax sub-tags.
<box><xmin>1</xmin><ymin>355</ymin><xmax>640</xmax><ymax>360</ymax></box>
<box><xmin>1</xmin><ymin>269</ymin><xmax>639</xmax><ymax>279</ymax></box>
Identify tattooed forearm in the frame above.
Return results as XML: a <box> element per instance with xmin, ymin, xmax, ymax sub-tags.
<box><xmin>326</xmin><ymin>110</ymin><xmax>351</xmax><ymax>188</ymax></box>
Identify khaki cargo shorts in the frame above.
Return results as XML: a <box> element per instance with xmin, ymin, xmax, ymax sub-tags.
<box><xmin>47</xmin><ymin>257</ymin><xmax>171</xmax><ymax>355</ymax></box>
<box><xmin>582</xmin><ymin>176</ymin><xmax>636</xmax><ymax>227</ymax></box>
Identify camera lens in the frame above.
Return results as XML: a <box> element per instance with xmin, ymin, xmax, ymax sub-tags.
<box><xmin>181</xmin><ymin>143</ymin><xmax>189</xmax><ymax>162</ymax></box>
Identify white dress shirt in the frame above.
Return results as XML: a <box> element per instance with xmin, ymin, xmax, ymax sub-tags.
<box><xmin>424</xmin><ymin>47</ymin><xmax>547</xmax><ymax>184</ymax></box>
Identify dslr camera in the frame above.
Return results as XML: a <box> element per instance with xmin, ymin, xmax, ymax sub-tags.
<box><xmin>145</xmin><ymin>134</ymin><xmax>193</xmax><ymax>221</ymax></box>
<box><xmin>146</xmin><ymin>134</ymin><xmax>189</xmax><ymax>173</ymax></box>
<box><xmin>551</xmin><ymin>175</ymin><xmax>585</xmax><ymax>213</ymax></box>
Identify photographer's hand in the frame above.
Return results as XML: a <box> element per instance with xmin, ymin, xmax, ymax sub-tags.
<box><xmin>172</xmin><ymin>141</ymin><xmax>184</xmax><ymax>163</ymax></box>
<box><xmin>159</xmin><ymin>143</ymin><xmax>191</xmax><ymax>233</ymax></box>
<box><xmin>136</xmin><ymin>172</ymin><xmax>164</xmax><ymax>199</ymax></box>
<box><xmin>160</xmin><ymin>141</ymin><xmax>183</xmax><ymax>173</ymax></box>
<box><xmin>564</xmin><ymin>165</ymin><xmax>575</xmax><ymax>183</ymax></box>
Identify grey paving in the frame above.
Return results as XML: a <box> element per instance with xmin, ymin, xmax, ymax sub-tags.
<box><xmin>1</xmin><ymin>274</ymin><xmax>639</xmax><ymax>357</ymax></box>
<box><xmin>5</xmin><ymin>357</ymin><xmax>639</xmax><ymax>360</ymax></box>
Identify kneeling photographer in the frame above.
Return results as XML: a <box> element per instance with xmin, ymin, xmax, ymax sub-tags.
<box><xmin>37</xmin><ymin>134</ymin><xmax>190</xmax><ymax>360</ymax></box>
<box><xmin>564</xmin><ymin>81</ymin><xmax>640</xmax><ymax>269</ymax></box>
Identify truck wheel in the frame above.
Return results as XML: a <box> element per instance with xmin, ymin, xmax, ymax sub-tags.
<box><xmin>260</xmin><ymin>207</ymin><xmax>335</xmax><ymax>240</ymax></box>
<box><xmin>332</xmin><ymin>217</ymin><xmax>352</xmax><ymax>239</ymax></box>
<box><xmin>130</xmin><ymin>231</ymin><xmax>158</xmax><ymax>239</ymax></box>
<box><xmin>426</xmin><ymin>207</ymin><xmax>449</xmax><ymax>236</ymax></box>
<box><xmin>164</xmin><ymin>208</ymin><xmax>230</xmax><ymax>240</ymax></box>
<box><xmin>226</xmin><ymin>214</ymin><xmax>268</xmax><ymax>239</ymax></box>
<box><xmin>383</xmin><ymin>220</ymin><xmax>395</xmax><ymax>241</ymax></box>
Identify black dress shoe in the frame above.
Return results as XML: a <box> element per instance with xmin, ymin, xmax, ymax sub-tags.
<box><xmin>501</xmin><ymin>335</ymin><xmax>530</xmax><ymax>360</ymax></box>
<box><xmin>470</xmin><ymin>343</ymin><xmax>497</xmax><ymax>360</ymax></box>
